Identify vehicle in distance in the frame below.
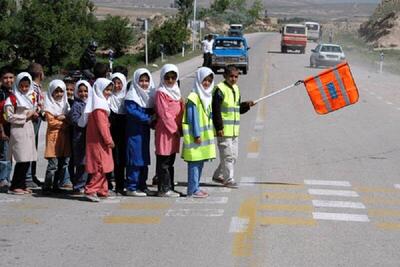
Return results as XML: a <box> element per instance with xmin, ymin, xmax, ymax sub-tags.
<box><xmin>305</xmin><ymin>21</ymin><xmax>321</xmax><ymax>42</ymax></box>
<box><xmin>280</xmin><ymin>24</ymin><xmax>307</xmax><ymax>54</ymax></box>
<box><xmin>310</xmin><ymin>43</ymin><xmax>346</xmax><ymax>68</ymax></box>
<box><xmin>228</xmin><ymin>23</ymin><xmax>243</xmax><ymax>37</ymax></box>
<box><xmin>211</xmin><ymin>36</ymin><xmax>249</xmax><ymax>74</ymax></box>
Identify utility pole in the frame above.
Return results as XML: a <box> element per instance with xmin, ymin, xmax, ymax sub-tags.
<box><xmin>144</xmin><ymin>19</ymin><xmax>148</xmax><ymax>66</ymax></box>
<box><xmin>192</xmin><ymin>0</ymin><xmax>197</xmax><ymax>51</ymax></box>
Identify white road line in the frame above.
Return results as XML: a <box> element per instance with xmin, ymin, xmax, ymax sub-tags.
<box><xmin>370</xmin><ymin>92</ymin><xmax>376</xmax><ymax>95</ymax></box>
<box><xmin>313</xmin><ymin>212</ymin><xmax>370</xmax><ymax>222</ymax></box>
<box><xmin>176</xmin><ymin>197</ymin><xmax>228</xmax><ymax>204</ymax></box>
<box><xmin>101</xmin><ymin>197</ymin><xmax>123</xmax><ymax>204</ymax></box>
<box><xmin>386</xmin><ymin>101</ymin><xmax>393</xmax><ymax>105</ymax></box>
<box><xmin>229</xmin><ymin>217</ymin><xmax>249</xmax><ymax>233</ymax></box>
<box><xmin>304</xmin><ymin>179</ymin><xmax>351</xmax><ymax>187</ymax></box>
<box><xmin>312</xmin><ymin>200</ymin><xmax>366</xmax><ymax>209</ymax></box>
<box><xmin>308</xmin><ymin>189</ymin><xmax>359</xmax><ymax>197</ymax></box>
<box><xmin>240</xmin><ymin>176</ymin><xmax>257</xmax><ymax>186</ymax></box>
<box><xmin>0</xmin><ymin>198</ymin><xmax>22</xmax><ymax>203</ymax></box>
<box><xmin>377</xmin><ymin>96</ymin><xmax>383</xmax><ymax>100</ymax></box>
<box><xmin>165</xmin><ymin>209</ymin><xmax>224</xmax><ymax>217</ymax></box>
<box><xmin>396</xmin><ymin>108</ymin><xmax>400</xmax><ymax>111</ymax></box>
<box><xmin>394</xmin><ymin>184</ymin><xmax>400</xmax><ymax>189</ymax></box>
<box><xmin>254</xmin><ymin>124</ymin><xmax>264</xmax><ymax>131</ymax></box>
<box><xmin>203</xmin><ymin>188</ymin><xmax>232</xmax><ymax>193</ymax></box>
<box><xmin>247</xmin><ymin>153</ymin><xmax>259</xmax><ymax>159</ymax></box>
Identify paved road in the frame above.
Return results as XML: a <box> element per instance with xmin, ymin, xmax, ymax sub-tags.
<box><xmin>1</xmin><ymin>32</ymin><xmax>400</xmax><ymax>267</ymax></box>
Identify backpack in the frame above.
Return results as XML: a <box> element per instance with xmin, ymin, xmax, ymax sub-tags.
<box><xmin>0</xmin><ymin>94</ymin><xmax>17</xmax><ymax>124</ymax></box>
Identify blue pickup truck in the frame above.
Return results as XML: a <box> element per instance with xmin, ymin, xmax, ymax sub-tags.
<box><xmin>211</xmin><ymin>36</ymin><xmax>249</xmax><ymax>75</ymax></box>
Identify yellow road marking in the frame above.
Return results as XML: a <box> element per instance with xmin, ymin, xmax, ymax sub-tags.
<box><xmin>103</xmin><ymin>216</ymin><xmax>161</xmax><ymax>224</ymax></box>
<box><xmin>258</xmin><ymin>216</ymin><xmax>316</xmax><ymax>226</ymax></box>
<box><xmin>376</xmin><ymin>222</ymin><xmax>400</xmax><ymax>230</ymax></box>
<box><xmin>258</xmin><ymin>204</ymin><xmax>313</xmax><ymax>212</ymax></box>
<box><xmin>362</xmin><ymin>197</ymin><xmax>400</xmax><ymax>205</ymax></box>
<box><xmin>265</xmin><ymin>192</ymin><xmax>312</xmax><ymax>200</ymax></box>
<box><xmin>368</xmin><ymin>209</ymin><xmax>400</xmax><ymax>217</ymax></box>
<box><xmin>119</xmin><ymin>202</ymin><xmax>171</xmax><ymax>210</ymax></box>
<box><xmin>247</xmin><ymin>138</ymin><xmax>260</xmax><ymax>153</ymax></box>
<box><xmin>354</xmin><ymin>186</ymin><xmax>398</xmax><ymax>193</ymax></box>
<box><xmin>22</xmin><ymin>217</ymin><xmax>40</xmax><ymax>224</ymax></box>
<box><xmin>232</xmin><ymin>197</ymin><xmax>258</xmax><ymax>257</ymax></box>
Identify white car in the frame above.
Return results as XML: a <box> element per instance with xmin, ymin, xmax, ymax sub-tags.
<box><xmin>310</xmin><ymin>44</ymin><xmax>346</xmax><ymax>67</ymax></box>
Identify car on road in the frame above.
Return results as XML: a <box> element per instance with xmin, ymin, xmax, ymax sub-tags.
<box><xmin>211</xmin><ymin>36</ymin><xmax>249</xmax><ymax>74</ymax></box>
<box><xmin>304</xmin><ymin>21</ymin><xmax>321</xmax><ymax>42</ymax></box>
<box><xmin>310</xmin><ymin>43</ymin><xmax>346</xmax><ymax>68</ymax></box>
<box><xmin>280</xmin><ymin>24</ymin><xmax>307</xmax><ymax>54</ymax></box>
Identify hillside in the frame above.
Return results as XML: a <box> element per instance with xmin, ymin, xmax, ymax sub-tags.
<box><xmin>359</xmin><ymin>0</ymin><xmax>400</xmax><ymax>48</ymax></box>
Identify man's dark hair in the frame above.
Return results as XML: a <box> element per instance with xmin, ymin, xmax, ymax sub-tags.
<box><xmin>93</xmin><ymin>62</ymin><xmax>109</xmax><ymax>79</ymax></box>
<box><xmin>0</xmin><ymin>65</ymin><xmax>15</xmax><ymax>78</ymax></box>
<box><xmin>27</xmin><ymin>62</ymin><xmax>43</xmax><ymax>79</ymax></box>
<box><xmin>224</xmin><ymin>65</ymin><xmax>239</xmax><ymax>76</ymax></box>
<box><xmin>113</xmin><ymin>65</ymin><xmax>128</xmax><ymax>77</ymax></box>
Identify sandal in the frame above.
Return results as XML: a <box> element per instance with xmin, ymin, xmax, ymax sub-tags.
<box><xmin>8</xmin><ymin>188</ymin><xmax>25</xmax><ymax>195</ymax></box>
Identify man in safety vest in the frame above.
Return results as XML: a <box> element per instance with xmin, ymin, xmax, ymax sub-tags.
<box><xmin>211</xmin><ymin>65</ymin><xmax>255</xmax><ymax>188</ymax></box>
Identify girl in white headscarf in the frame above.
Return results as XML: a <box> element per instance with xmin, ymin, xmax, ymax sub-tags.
<box><xmin>4</xmin><ymin>72</ymin><xmax>38</xmax><ymax>194</ymax></box>
<box><xmin>108</xmin><ymin>72</ymin><xmax>127</xmax><ymax>194</ymax></box>
<box><xmin>84</xmin><ymin>78</ymin><xmax>114</xmax><ymax>202</ymax></box>
<box><xmin>67</xmin><ymin>80</ymin><xmax>92</xmax><ymax>194</ymax></box>
<box><xmin>42</xmin><ymin>79</ymin><xmax>72</xmax><ymax>194</ymax></box>
<box><xmin>182</xmin><ymin>67</ymin><xmax>215</xmax><ymax>198</ymax></box>
<box><xmin>154</xmin><ymin>64</ymin><xmax>184</xmax><ymax>197</ymax></box>
<box><xmin>124</xmin><ymin>68</ymin><xmax>156</xmax><ymax>197</ymax></box>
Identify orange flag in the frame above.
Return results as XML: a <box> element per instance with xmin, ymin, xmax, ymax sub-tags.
<box><xmin>304</xmin><ymin>62</ymin><xmax>359</xmax><ymax>115</ymax></box>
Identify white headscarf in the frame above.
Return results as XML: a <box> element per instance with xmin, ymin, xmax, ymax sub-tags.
<box><xmin>78</xmin><ymin>78</ymin><xmax>112</xmax><ymax>127</ymax></box>
<box><xmin>126</xmin><ymin>68</ymin><xmax>156</xmax><ymax>108</ymax></box>
<box><xmin>193</xmin><ymin>67</ymin><xmax>214</xmax><ymax>112</ymax></box>
<box><xmin>6</xmin><ymin>72</ymin><xmax>35</xmax><ymax>109</ymax></box>
<box><xmin>44</xmin><ymin>79</ymin><xmax>70</xmax><ymax>116</ymax></box>
<box><xmin>157</xmin><ymin>64</ymin><xmax>181</xmax><ymax>101</ymax></box>
<box><xmin>109</xmin><ymin>72</ymin><xmax>127</xmax><ymax>114</ymax></box>
<box><xmin>74</xmin><ymin>80</ymin><xmax>92</xmax><ymax>103</ymax></box>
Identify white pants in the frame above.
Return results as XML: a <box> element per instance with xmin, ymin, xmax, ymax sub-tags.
<box><xmin>213</xmin><ymin>136</ymin><xmax>238</xmax><ymax>182</ymax></box>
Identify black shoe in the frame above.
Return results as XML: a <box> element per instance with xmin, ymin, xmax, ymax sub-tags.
<box><xmin>32</xmin><ymin>176</ymin><xmax>43</xmax><ymax>187</ymax></box>
<box><xmin>26</xmin><ymin>181</ymin><xmax>40</xmax><ymax>189</ymax></box>
<box><xmin>152</xmin><ymin>176</ymin><xmax>158</xmax><ymax>186</ymax></box>
<box><xmin>142</xmin><ymin>188</ymin><xmax>157</xmax><ymax>197</ymax></box>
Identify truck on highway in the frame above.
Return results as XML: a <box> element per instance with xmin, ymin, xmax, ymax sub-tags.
<box><xmin>211</xmin><ymin>36</ymin><xmax>249</xmax><ymax>74</ymax></box>
<box><xmin>280</xmin><ymin>24</ymin><xmax>307</xmax><ymax>54</ymax></box>
<box><xmin>304</xmin><ymin>21</ymin><xmax>321</xmax><ymax>42</ymax></box>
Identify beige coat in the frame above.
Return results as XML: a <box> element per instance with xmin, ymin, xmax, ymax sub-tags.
<box><xmin>5</xmin><ymin>105</ymin><xmax>37</xmax><ymax>162</ymax></box>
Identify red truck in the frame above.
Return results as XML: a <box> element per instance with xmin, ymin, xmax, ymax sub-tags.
<box><xmin>280</xmin><ymin>24</ymin><xmax>308</xmax><ymax>54</ymax></box>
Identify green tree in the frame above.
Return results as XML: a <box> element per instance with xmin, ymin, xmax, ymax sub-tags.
<box><xmin>210</xmin><ymin>0</ymin><xmax>230</xmax><ymax>12</ymax></box>
<box><xmin>148</xmin><ymin>17</ymin><xmax>189</xmax><ymax>60</ymax></box>
<box><xmin>9</xmin><ymin>0</ymin><xmax>97</xmax><ymax>73</ymax></box>
<box><xmin>248</xmin><ymin>0</ymin><xmax>264</xmax><ymax>22</ymax></box>
<box><xmin>97</xmin><ymin>15</ymin><xmax>134</xmax><ymax>57</ymax></box>
<box><xmin>0</xmin><ymin>0</ymin><xmax>18</xmax><ymax>62</ymax></box>
<box><xmin>175</xmin><ymin>0</ymin><xmax>193</xmax><ymax>22</ymax></box>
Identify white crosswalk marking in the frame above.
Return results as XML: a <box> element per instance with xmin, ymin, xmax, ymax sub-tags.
<box><xmin>229</xmin><ymin>217</ymin><xmax>249</xmax><ymax>233</ymax></box>
<box><xmin>165</xmin><ymin>209</ymin><xmax>224</xmax><ymax>217</ymax></box>
<box><xmin>308</xmin><ymin>189</ymin><xmax>359</xmax><ymax>197</ymax></box>
<box><xmin>312</xmin><ymin>200</ymin><xmax>366</xmax><ymax>209</ymax></box>
<box><xmin>313</xmin><ymin>212</ymin><xmax>370</xmax><ymax>222</ymax></box>
<box><xmin>394</xmin><ymin>184</ymin><xmax>400</xmax><ymax>189</ymax></box>
<box><xmin>304</xmin><ymin>179</ymin><xmax>351</xmax><ymax>187</ymax></box>
<box><xmin>176</xmin><ymin>197</ymin><xmax>228</xmax><ymax>204</ymax></box>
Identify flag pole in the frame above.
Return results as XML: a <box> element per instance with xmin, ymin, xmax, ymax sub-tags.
<box><xmin>254</xmin><ymin>80</ymin><xmax>304</xmax><ymax>104</ymax></box>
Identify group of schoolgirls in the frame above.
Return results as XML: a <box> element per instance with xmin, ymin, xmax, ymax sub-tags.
<box><xmin>5</xmin><ymin>63</ymin><xmax>248</xmax><ymax>201</ymax></box>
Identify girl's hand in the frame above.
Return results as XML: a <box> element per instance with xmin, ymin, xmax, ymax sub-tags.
<box><xmin>57</xmin><ymin>115</ymin><xmax>66</xmax><ymax>121</ymax></box>
<box><xmin>108</xmin><ymin>141</ymin><xmax>115</xmax><ymax>149</ymax></box>
<box><xmin>194</xmin><ymin>137</ymin><xmax>201</xmax><ymax>144</ymax></box>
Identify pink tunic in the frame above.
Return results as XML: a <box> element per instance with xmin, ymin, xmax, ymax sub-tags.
<box><xmin>154</xmin><ymin>91</ymin><xmax>184</xmax><ymax>155</ymax></box>
<box><xmin>85</xmin><ymin>109</ymin><xmax>114</xmax><ymax>174</ymax></box>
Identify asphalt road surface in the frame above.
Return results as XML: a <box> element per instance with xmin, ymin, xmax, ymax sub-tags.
<box><xmin>1</xmin><ymin>32</ymin><xmax>400</xmax><ymax>267</ymax></box>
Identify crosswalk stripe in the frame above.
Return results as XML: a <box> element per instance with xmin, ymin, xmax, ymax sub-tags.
<box><xmin>265</xmin><ymin>192</ymin><xmax>312</xmax><ymax>200</ymax></box>
<box><xmin>165</xmin><ymin>209</ymin><xmax>224</xmax><ymax>217</ymax></box>
<box><xmin>312</xmin><ymin>200</ymin><xmax>366</xmax><ymax>209</ymax></box>
<box><xmin>312</xmin><ymin>212</ymin><xmax>369</xmax><ymax>222</ymax></box>
<box><xmin>304</xmin><ymin>179</ymin><xmax>351</xmax><ymax>187</ymax></box>
<box><xmin>258</xmin><ymin>204</ymin><xmax>313</xmax><ymax>212</ymax></box>
<box><xmin>240</xmin><ymin>177</ymin><xmax>257</xmax><ymax>186</ymax></box>
<box><xmin>376</xmin><ymin>222</ymin><xmax>400</xmax><ymax>230</ymax></box>
<box><xmin>176</xmin><ymin>197</ymin><xmax>228</xmax><ymax>204</ymax></box>
<box><xmin>354</xmin><ymin>186</ymin><xmax>398</xmax><ymax>193</ymax></box>
<box><xmin>103</xmin><ymin>216</ymin><xmax>161</xmax><ymax>224</ymax></box>
<box><xmin>394</xmin><ymin>184</ymin><xmax>400</xmax><ymax>189</ymax></box>
<box><xmin>362</xmin><ymin>197</ymin><xmax>400</xmax><ymax>205</ymax></box>
<box><xmin>203</xmin><ymin>188</ymin><xmax>232</xmax><ymax>193</ymax></box>
<box><xmin>308</xmin><ymin>189</ymin><xmax>359</xmax><ymax>197</ymax></box>
<box><xmin>258</xmin><ymin>216</ymin><xmax>316</xmax><ymax>226</ymax></box>
<box><xmin>229</xmin><ymin>217</ymin><xmax>249</xmax><ymax>233</ymax></box>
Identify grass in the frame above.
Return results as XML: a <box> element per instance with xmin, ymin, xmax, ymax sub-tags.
<box><xmin>328</xmin><ymin>31</ymin><xmax>400</xmax><ymax>74</ymax></box>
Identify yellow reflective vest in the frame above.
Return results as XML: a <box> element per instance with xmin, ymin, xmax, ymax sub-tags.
<box><xmin>182</xmin><ymin>92</ymin><xmax>216</xmax><ymax>162</ymax></box>
<box><xmin>216</xmin><ymin>81</ymin><xmax>240</xmax><ymax>137</ymax></box>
